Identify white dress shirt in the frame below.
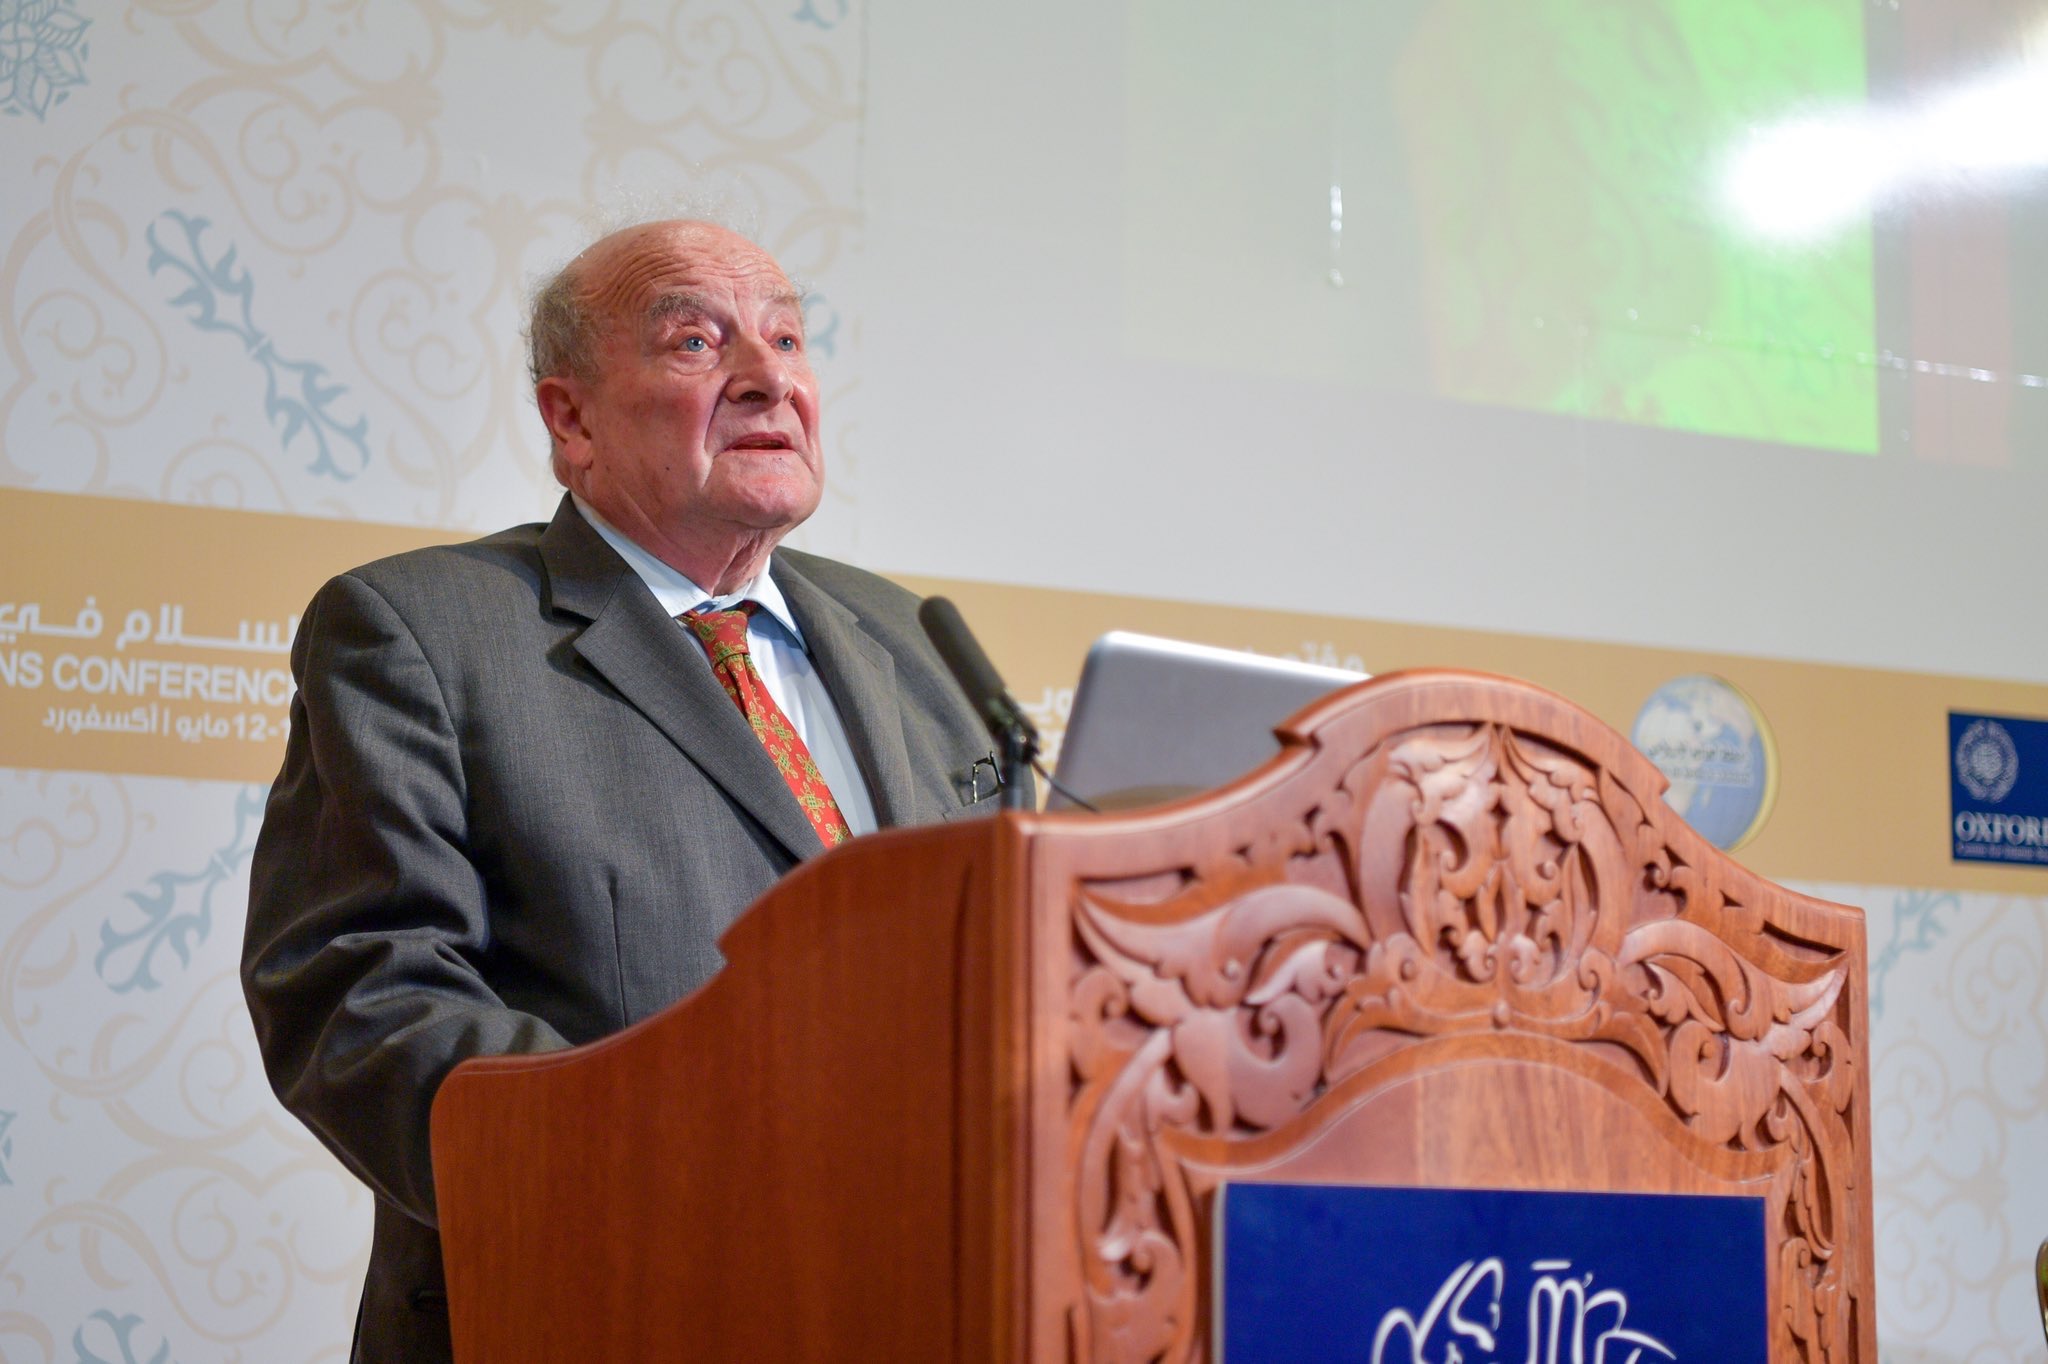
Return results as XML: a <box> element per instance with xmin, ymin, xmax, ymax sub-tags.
<box><xmin>573</xmin><ymin>496</ymin><xmax>880</xmax><ymax>838</ymax></box>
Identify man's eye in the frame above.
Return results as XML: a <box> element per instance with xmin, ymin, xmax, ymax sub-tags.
<box><xmin>775</xmin><ymin>336</ymin><xmax>799</xmax><ymax>352</ymax></box>
<box><xmin>680</xmin><ymin>336</ymin><xmax>709</xmax><ymax>352</ymax></box>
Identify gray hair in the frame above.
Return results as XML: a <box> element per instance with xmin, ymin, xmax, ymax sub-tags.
<box><xmin>525</xmin><ymin>188</ymin><xmax>763</xmax><ymax>388</ymax></box>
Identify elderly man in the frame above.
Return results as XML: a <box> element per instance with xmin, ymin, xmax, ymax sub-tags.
<box><xmin>242</xmin><ymin>220</ymin><xmax>998</xmax><ymax>1363</ymax></box>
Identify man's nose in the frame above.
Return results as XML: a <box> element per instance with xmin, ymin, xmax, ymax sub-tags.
<box><xmin>724</xmin><ymin>336</ymin><xmax>795</xmax><ymax>404</ymax></box>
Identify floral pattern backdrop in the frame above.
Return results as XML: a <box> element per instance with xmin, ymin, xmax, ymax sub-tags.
<box><xmin>0</xmin><ymin>0</ymin><xmax>864</xmax><ymax>529</ymax></box>
<box><xmin>1802</xmin><ymin>881</ymin><xmax>2048</xmax><ymax>1363</ymax></box>
<box><xmin>2</xmin><ymin>1</ymin><xmax>865</xmax><ymax>1357</ymax></box>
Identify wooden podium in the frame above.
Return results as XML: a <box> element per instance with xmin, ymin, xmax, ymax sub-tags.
<box><xmin>430</xmin><ymin>670</ymin><xmax>1876</xmax><ymax>1362</ymax></box>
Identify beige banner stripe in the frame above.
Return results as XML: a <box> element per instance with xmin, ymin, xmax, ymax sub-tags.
<box><xmin>7</xmin><ymin>487</ymin><xmax>2044</xmax><ymax>891</ymax></box>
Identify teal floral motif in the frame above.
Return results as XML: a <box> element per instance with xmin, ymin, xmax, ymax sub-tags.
<box><xmin>791</xmin><ymin>0</ymin><xmax>848</xmax><ymax>29</ymax></box>
<box><xmin>72</xmin><ymin>1311</ymin><xmax>177</xmax><ymax>1364</ymax></box>
<box><xmin>96</xmin><ymin>786</ymin><xmax>265</xmax><ymax>994</ymax></box>
<box><xmin>802</xmin><ymin>294</ymin><xmax>840</xmax><ymax>360</ymax></box>
<box><xmin>0</xmin><ymin>0</ymin><xmax>92</xmax><ymax>121</ymax></box>
<box><xmin>145</xmin><ymin>210</ymin><xmax>371</xmax><ymax>480</ymax></box>
<box><xmin>1867</xmin><ymin>888</ymin><xmax>1957</xmax><ymax>1022</ymax></box>
<box><xmin>0</xmin><ymin>1109</ymin><xmax>14</xmax><ymax>1185</ymax></box>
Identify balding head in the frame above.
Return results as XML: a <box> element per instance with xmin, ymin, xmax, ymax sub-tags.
<box><xmin>530</xmin><ymin>220</ymin><xmax>823</xmax><ymax>594</ymax></box>
<box><xmin>529</xmin><ymin>220</ymin><xmax>778</xmax><ymax>388</ymax></box>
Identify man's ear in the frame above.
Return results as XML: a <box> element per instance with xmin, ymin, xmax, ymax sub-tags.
<box><xmin>536</xmin><ymin>375</ymin><xmax>595</xmax><ymax>474</ymax></box>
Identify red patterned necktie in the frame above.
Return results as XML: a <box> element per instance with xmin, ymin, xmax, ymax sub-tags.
<box><xmin>681</xmin><ymin>602</ymin><xmax>852</xmax><ymax>848</ymax></box>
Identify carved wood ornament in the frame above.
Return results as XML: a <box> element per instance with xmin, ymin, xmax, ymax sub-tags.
<box><xmin>1042</xmin><ymin>672</ymin><xmax>1873</xmax><ymax>1364</ymax></box>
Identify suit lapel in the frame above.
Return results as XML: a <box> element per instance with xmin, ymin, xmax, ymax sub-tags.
<box><xmin>774</xmin><ymin>557</ymin><xmax>920</xmax><ymax>828</ymax></box>
<box><xmin>539</xmin><ymin>500</ymin><xmax>825</xmax><ymax>862</ymax></box>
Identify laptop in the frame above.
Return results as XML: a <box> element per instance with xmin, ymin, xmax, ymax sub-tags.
<box><xmin>1046</xmin><ymin>631</ymin><xmax>1367</xmax><ymax>811</ymax></box>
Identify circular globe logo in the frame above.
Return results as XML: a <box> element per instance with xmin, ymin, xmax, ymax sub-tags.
<box><xmin>1955</xmin><ymin>719</ymin><xmax>2019</xmax><ymax>802</ymax></box>
<box><xmin>1629</xmin><ymin>675</ymin><xmax>1779</xmax><ymax>851</ymax></box>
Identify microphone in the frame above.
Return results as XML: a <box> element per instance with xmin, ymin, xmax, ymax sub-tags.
<box><xmin>918</xmin><ymin>596</ymin><xmax>1038</xmax><ymax>809</ymax></box>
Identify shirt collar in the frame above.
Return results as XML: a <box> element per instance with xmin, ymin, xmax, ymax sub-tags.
<box><xmin>571</xmin><ymin>494</ymin><xmax>804</xmax><ymax>644</ymax></box>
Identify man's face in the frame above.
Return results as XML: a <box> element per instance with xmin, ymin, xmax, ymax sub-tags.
<box><xmin>541</xmin><ymin>222</ymin><xmax>823</xmax><ymax>560</ymax></box>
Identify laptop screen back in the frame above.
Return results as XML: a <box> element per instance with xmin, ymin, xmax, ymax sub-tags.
<box><xmin>1047</xmin><ymin>631</ymin><xmax>1367</xmax><ymax>811</ymax></box>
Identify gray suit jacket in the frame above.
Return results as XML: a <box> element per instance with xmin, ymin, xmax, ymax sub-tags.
<box><xmin>242</xmin><ymin>497</ymin><xmax>997</xmax><ymax>1363</ymax></box>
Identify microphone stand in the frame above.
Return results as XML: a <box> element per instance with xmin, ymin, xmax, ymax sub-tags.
<box><xmin>918</xmin><ymin>596</ymin><xmax>1041</xmax><ymax>811</ymax></box>
<box><xmin>995</xmin><ymin>707</ymin><xmax>1039</xmax><ymax>811</ymax></box>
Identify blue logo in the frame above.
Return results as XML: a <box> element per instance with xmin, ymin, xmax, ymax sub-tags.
<box><xmin>1950</xmin><ymin>711</ymin><xmax>2048</xmax><ymax>866</ymax></box>
<box><xmin>1629</xmin><ymin>675</ymin><xmax>1777</xmax><ymax>850</ymax></box>
<box><xmin>1954</xmin><ymin>718</ymin><xmax>2018</xmax><ymax>802</ymax></box>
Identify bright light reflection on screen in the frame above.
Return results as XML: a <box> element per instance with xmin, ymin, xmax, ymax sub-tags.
<box><xmin>1125</xmin><ymin>0</ymin><xmax>2048</xmax><ymax>462</ymax></box>
<box><xmin>1724</xmin><ymin>30</ymin><xmax>2048</xmax><ymax>241</ymax></box>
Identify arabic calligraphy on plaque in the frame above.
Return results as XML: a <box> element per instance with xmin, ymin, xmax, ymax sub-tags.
<box><xmin>1371</xmin><ymin>1258</ymin><xmax>1675</xmax><ymax>1364</ymax></box>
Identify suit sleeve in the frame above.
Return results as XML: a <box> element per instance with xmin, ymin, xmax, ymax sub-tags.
<box><xmin>241</xmin><ymin>572</ymin><xmax>570</xmax><ymax>1228</ymax></box>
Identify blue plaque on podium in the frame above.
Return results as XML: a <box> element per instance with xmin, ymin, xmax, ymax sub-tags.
<box><xmin>1217</xmin><ymin>1183</ymin><xmax>1766</xmax><ymax>1364</ymax></box>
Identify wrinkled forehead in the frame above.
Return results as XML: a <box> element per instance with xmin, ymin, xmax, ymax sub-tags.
<box><xmin>577</xmin><ymin>222</ymin><xmax>798</xmax><ymax>330</ymax></box>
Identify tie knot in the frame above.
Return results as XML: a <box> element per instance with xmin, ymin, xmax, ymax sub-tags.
<box><xmin>682</xmin><ymin>601</ymin><xmax>757</xmax><ymax>659</ymax></box>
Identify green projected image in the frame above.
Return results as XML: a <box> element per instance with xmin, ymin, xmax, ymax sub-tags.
<box><xmin>1123</xmin><ymin>0</ymin><xmax>1880</xmax><ymax>455</ymax></box>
